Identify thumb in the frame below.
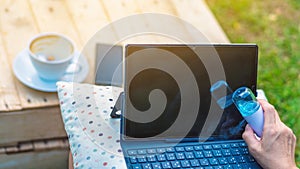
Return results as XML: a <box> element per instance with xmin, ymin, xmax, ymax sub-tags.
<box><xmin>242</xmin><ymin>124</ymin><xmax>261</xmax><ymax>150</ymax></box>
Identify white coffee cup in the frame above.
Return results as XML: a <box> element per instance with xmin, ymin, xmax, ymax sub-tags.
<box><xmin>28</xmin><ymin>32</ymin><xmax>76</xmax><ymax>81</ymax></box>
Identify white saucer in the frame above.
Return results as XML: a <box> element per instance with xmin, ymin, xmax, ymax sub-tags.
<box><xmin>13</xmin><ymin>49</ymin><xmax>89</xmax><ymax>92</ymax></box>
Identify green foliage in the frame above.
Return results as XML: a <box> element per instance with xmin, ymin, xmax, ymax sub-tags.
<box><xmin>206</xmin><ymin>0</ymin><xmax>300</xmax><ymax>165</ymax></box>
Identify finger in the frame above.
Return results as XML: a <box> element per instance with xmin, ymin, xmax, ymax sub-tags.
<box><xmin>242</xmin><ymin>124</ymin><xmax>261</xmax><ymax>152</ymax></box>
<box><xmin>258</xmin><ymin>100</ymin><xmax>280</xmax><ymax>125</ymax></box>
<box><xmin>282</xmin><ymin>123</ymin><xmax>297</xmax><ymax>156</ymax></box>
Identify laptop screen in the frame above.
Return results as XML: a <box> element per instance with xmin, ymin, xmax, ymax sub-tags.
<box><xmin>124</xmin><ymin>44</ymin><xmax>258</xmax><ymax>141</ymax></box>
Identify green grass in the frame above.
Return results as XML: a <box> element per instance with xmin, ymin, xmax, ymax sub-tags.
<box><xmin>206</xmin><ymin>0</ymin><xmax>300</xmax><ymax>165</ymax></box>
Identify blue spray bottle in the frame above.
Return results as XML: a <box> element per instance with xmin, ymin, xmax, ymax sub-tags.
<box><xmin>232</xmin><ymin>87</ymin><xmax>264</xmax><ymax>137</ymax></box>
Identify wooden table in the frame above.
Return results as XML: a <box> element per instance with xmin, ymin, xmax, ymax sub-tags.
<box><xmin>0</xmin><ymin>0</ymin><xmax>229</xmax><ymax>168</ymax></box>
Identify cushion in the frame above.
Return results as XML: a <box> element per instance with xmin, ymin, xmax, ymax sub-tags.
<box><xmin>57</xmin><ymin>82</ymin><xmax>126</xmax><ymax>169</ymax></box>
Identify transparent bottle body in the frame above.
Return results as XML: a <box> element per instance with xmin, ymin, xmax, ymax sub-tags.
<box><xmin>232</xmin><ymin>87</ymin><xmax>264</xmax><ymax>137</ymax></box>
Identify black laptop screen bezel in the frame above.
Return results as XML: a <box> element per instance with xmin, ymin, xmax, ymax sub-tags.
<box><xmin>122</xmin><ymin>44</ymin><xmax>258</xmax><ymax>141</ymax></box>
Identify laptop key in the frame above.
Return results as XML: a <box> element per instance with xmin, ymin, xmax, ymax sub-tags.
<box><xmin>128</xmin><ymin>150</ymin><xmax>138</xmax><ymax>156</ymax></box>
<box><xmin>222</xmin><ymin>149</ymin><xmax>231</xmax><ymax>156</ymax></box>
<box><xmin>212</xmin><ymin>144</ymin><xmax>221</xmax><ymax>149</ymax></box>
<box><xmin>222</xmin><ymin>144</ymin><xmax>230</xmax><ymax>149</ymax></box>
<box><xmin>214</xmin><ymin>166</ymin><xmax>223</xmax><ymax>169</ymax></box>
<box><xmin>212</xmin><ymin>150</ymin><xmax>222</xmax><ymax>157</ymax></box>
<box><xmin>171</xmin><ymin>161</ymin><xmax>181</xmax><ymax>168</ymax></box>
<box><xmin>131</xmin><ymin>164</ymin><xmax>142</xmax><ymax>169</ymax></box>
<box><xmin>151</xmin><ymin>163</ymin><xmax>162</xmax><ymax>169</ymax></box>
<box><xmin>194</xmin><ymin>151</ymin><xmax>204</xmax><ymax>158</ymax></box>
<box><xmin>203</xmin><ymin>145</ymin><xmax>212</xmax><ymax>150</ymax></box>
<box><xmin>180</xmin><ymin>160</ymin><xmax>191</xmax><ymax>168</ymax></box>
<box><xmin>247</xmin><ymin>155</ymin><xmax>255</xmax><ymax>162</ymax></box>
<box><xmin>157</xmin><ymin>148</ymin><xmax>166</xmax><ymax>154</ymax></box>
<box><xmin>218</xmin><ymin>157</ymin><xmax>228</xmax><ymax>165</ymax></box>
<box><xmin>166</xmin><ymin>153</ymin><xmax>176</xmax><ymax>161</ymax></box>
<box><xmin>137</xmin><ymin>156</ymin><xmax>147</xmax><ymax>163</ymax></box>
<box><xmin>203</xmin><ymin>150</ymin><xmax>213</xmax><ymax>158</ymax></box>
<box><xmin>147</xmin><ymin>155</ymin><xmax>156</xmax><ymax>162</ymax></box>
<box><xmin>142</xmin><ymin>163</ymin><xmax>152</xmax><ymax>169</ymax></box>
<box><xmin>199</xmin><ymin>159</ymin><xmax>209</xmax><ymax>166</ymax></box>
<box><xmin>204</xmin><ymin>166</ymin><xmax>213</xmax><ymax>169</ymax></box>
<box><xmin>227</xmin><ymin>157</ymin><xmax>237</xmax><ymax>164</ymax></box>
<box><xmin>166</xmin><ymin>147</ymin><xmax>175</xmax><ymax>153</ymax></box>
<box><xmin>147</xmin><ymin>148</ymin><xmax>156</xmax><ymax>154</ymax></box>
<box><xmin>129</xmin><ymin>156</ymin><xmax>137</xmax><ymax>164</ymax></box>
<box><xmin>194</xmin><ymin>145</ymin><xmax>203</xmax><ymax>151</ymax></box>
<box><xmin>185</xmin><ymin>146</ymin><xmax>194</xmax><ymax>151</ymax></box>
<box><xmin>232</xmin><ymin>164</ymin><xmax>243</xmax><ymax>169</ymax></box>
<box><xmin>175</xmin><ymin>152</ymin><xmax>185</xmax><ymax>160</ymax></box>
<box><xmin>240</xmin><ymin>148</ymin><xmax>249</xmax><ymax>155</ymax></box>
<box><xmin>209</xmin><ymin>158</ymin><xmax>219</xmax><ymax>165</ymax></box>
<box><xmin>236</xmin><ymin>156</ymin><xmax>246</xmax><ymax>163</ymax></box>
<box><xmin>230</xmin><ymin>143</ymin><xmax>239</xmax><ymax>148</ymax></box>
<box><xmin>161</xmin><ymin>162</ymin><xmax>171</xmax><ymax>169</ymax></box>
<box><xmin>223</xmin><ymin>165</ymin><xmax>233</xmax><ymax>169</ymax></box>
<box><xmin>156</xmin><ymin>154</ymin><xmax>166</xmax><ymax>161</ymax></box>
<box><xmin>231</xmin><ymin>148</ymin><xmax>240</xmax><ymax>156</ymax></box>
<box><xmin>190</xmin><ymin>159</ymin><xmax>200</xmax><ymax>167</ymax></box>
<box><xmin>175</xmin><ymin>147</ymin><xmax>185</xmax><ymax>152</ymax></box>
<box><xmin>239</xmin><ymin>142</ymin><xmax>247</xmax><ymax>147</ymax></box>
<box><xmin>185</xmin><ymin>152</ymin><xmax>195</xmax><ymax>159</ymax></box>
<box><xmin>138</xmin><ymin>149</ymin><xmax>147</xmax><ymax>155</ymax></box>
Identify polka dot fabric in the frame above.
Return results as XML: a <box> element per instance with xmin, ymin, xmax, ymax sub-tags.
<box><xmin>57</xmin><ymin>82</ymin><xmax>126</xmax><ymax>169</ymax></box>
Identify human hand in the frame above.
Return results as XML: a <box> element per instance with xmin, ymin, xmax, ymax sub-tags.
<box><xmin>242</xmin><ymin>100</ymin><xmax>298</xmax><ymax>169</ymax></box>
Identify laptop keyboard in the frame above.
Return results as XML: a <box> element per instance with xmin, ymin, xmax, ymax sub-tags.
<box><xmin>125</xmin><ymin>141</ymin><xmax>261</xmax><ymax>169</ymax></box>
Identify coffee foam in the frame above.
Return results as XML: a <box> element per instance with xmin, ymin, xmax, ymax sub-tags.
<box><xmin>30</xmin><ymin>35</ymin><xmax>74</xmax><ymax>62</ymax></box>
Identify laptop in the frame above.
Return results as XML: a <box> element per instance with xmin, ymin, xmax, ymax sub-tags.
<box><xmin>121</xmin><ymin>44</ymin><xmax>262</xmax><ymax>169</ymax></box>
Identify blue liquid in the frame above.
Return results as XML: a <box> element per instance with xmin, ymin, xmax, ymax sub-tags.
<box><xmin>232</xmin><ymin>87</ymin><xmax>260</xmax><ymax>117</ymax></box>
<box><xmin>236</xmin><ymin>101</ymin><xmax>260</xmax><ymax>117</ymax></box>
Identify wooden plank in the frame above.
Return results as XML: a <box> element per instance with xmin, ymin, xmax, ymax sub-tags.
<box><xmin>101</xmin><ymin>0</ymin><xmax>150</xmax><ymax>44</ymax></box>
<box><xmin>101</xmin><ymin>0</ymin><xmax>172</xmax><ymax>44</ymax></box>
<box><xmin>0</xmin><ymin>0</ymin><xmax>60</xmax><ymax>110</ymax></box>
<box><xmin>0</xmin><ymin>30</ymin><xmax>21</xmax><ymax>111</ymax></box>
<box><xmin>103</xmin><ymin>0</ymin><xmax>196</xmax><ymax>44</ymax></box>
<box><xmin>135</xmin><ymin>0</ymin><xmax>177</xmax><ymax>14</ymax></box>
<box><xmin>65</xmin><ymin>0</ymin><xmax>115</xmax><ymax>83</ymax></box>
<box><xmin>0</xmin><ymin>107</ymin><xmax>67</xmax><ymax>146</ymax></box>
<box><xmin>65</xmin><ymin>0</ymin><xmax>110</xmax><ymax>44</ymax></box>
<box><xmin>135</xmin><ymin>0</ymin><xmax>196</xmax><ymax>43</ymax></box>
<box><xmin>171</xmin><ymin>0</ymin><xmax>230</xmax><ymax>43</ymax></box>
<box><xmin>0</xmin><ymin>0</ymin><xmax>38</xmax><ymax>59</ymax></box>
<box><xmin>29</xmin><ymin>0</ymin><xmax>82</xmax><ymax>47</ymax></box>
<box><xmin>101</xmin><ymin>0</ymin><xmax>140</xmax><ymax>22</ymax></box>
<box><xmin>0</xmin><ymin>0</ymin><xmax>33</xmax><ymax>111</ymax></box>
<box><xmin>0</xmin><ymin>149</ymin><xmax>68</xmax><ymax>169</ymax></box>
